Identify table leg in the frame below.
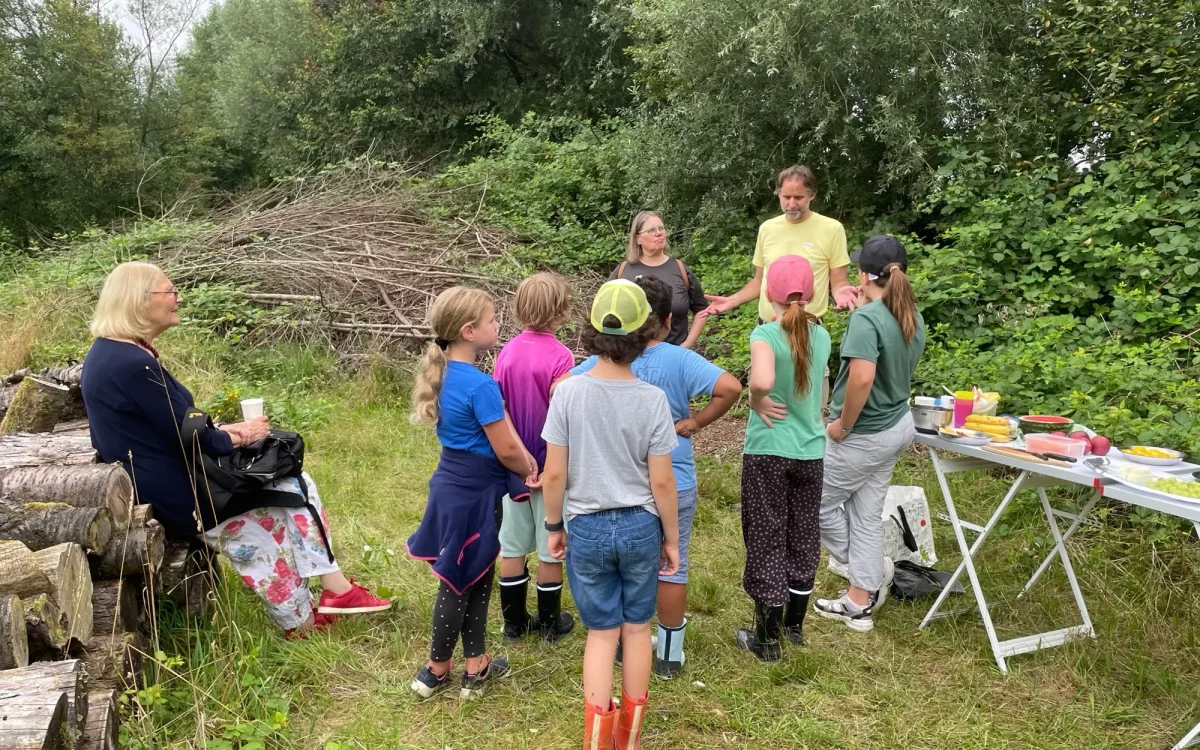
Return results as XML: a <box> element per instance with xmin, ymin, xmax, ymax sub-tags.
<box><xmin>1172</xmin><ymin>721</ymin><xmax>1200</xmax><ymax>750</ymax></box>
<box><xmin>919</xmin><ymin>449</ymin><xmax>1028</xmax><ymax>674</ymax></box>
<box><xmin>1033</xmin><ymin>487</ymin><xmax>1095</xmax><ymax>638</ymax></box>
<box><xmin>1020</xmin><ymin>491</ymin><xmax>1101</xmax><ymax>598</ymax></box>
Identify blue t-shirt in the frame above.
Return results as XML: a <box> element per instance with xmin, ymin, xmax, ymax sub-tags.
<box><xmin>437</xmin><ymin>361</ymin><xmax>506</xmax><ymax>457</ymax></box>
<box><xmin>571</xmin><ymin>342</ymin><xmax>723</xmax><ymax>491</ymax></box>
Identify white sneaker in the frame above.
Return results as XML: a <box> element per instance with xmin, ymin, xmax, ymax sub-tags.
<box><xmin>814</xmin><ymin>592</ymin><xmax>874</xmax><ymax>632</ymax></box>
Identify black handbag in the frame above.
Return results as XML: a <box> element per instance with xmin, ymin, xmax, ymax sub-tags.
<box><xmin>181</xmin><ymin>408</ymin><xmax>333</xmax><ymax>561</ymax></box>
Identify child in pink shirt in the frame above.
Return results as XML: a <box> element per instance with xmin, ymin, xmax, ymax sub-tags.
<box><xmin>493</xmin><ymin>273</ymin><xmax>578</xmax><ymax>643</ymax></box>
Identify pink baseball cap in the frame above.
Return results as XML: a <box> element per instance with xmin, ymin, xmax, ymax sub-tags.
<box><xmin>766</xmin><ymin>255</ymin><xmax>815</xmax><ymax>305</ymax></box>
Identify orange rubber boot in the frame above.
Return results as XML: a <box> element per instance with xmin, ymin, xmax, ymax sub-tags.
<box><xmin>613</xmin><ymin>690</ymin><xmax>648</xmax><ymax>750</ymax></box>
<box><xmin>583</xmin><ymin>699</ymin><xmax>617</xmax><ymax>750</ymax></box>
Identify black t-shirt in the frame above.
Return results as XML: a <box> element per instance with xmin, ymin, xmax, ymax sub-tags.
<box><xmin>610</xmin><ymin>257</ymin><xmax>707</xmax><ymax>345</ymax></box>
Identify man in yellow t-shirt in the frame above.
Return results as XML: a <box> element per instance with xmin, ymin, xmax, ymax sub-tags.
<box><xmin>704</xmin><ymin>165</ymin><xmax>860</xmax><ymax>322</ymax></box>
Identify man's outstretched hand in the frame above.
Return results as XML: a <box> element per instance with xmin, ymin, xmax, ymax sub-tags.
<box><xmin>833</xmin><ymin>284</ymin><xmax>864</xmax><ymax>311</ymax></box>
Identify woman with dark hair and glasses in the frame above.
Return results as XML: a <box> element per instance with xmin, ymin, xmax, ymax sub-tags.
<box><xmin>609</xmin><ymin>211</ymin><xmax>709</xmax><ymax>348</ymax></box>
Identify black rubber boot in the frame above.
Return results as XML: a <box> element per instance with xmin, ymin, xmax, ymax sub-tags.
<box><xmin>499</xmin><ymin>569</ymin><xmax>536</xmax><ymax>643</ymax></box>
<box><xmin>784</xmin><ymin>589</ymin><xmax>810</xmax><ymax>645</ymax></box>
<box><xmin>735</xmin><ymin>601</ymin><xmax>783</xmax><ymax>663</ymax></box>
<box><xmin>536</xmin><ymin>581</ymin><xmax>575</xmax><ymax>642</ymax></box>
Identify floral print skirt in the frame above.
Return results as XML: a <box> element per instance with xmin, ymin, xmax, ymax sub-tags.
<box><xmin>202</xmin><ymin>471</ymin><xmax>339</xmax><ymax>630</ymax></box>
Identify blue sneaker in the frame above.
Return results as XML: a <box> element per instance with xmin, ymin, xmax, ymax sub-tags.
<box><xmin>460</xmin><ymin>654</ymin><xmax>509</xmax><ymax>701</ymax></box>
<box><xmin>410</xmin><ymin>662</ymin><xmax>453</xmax><ymax>699</ymax></box>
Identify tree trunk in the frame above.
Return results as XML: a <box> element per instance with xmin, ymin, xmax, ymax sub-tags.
<box><xmin>78</xmin><ymin>691</ymin><xmax>117</xmax><ymax>750</ymax></box>
<box><xmin>0</xmin><ymin>378</ymin><xmax>70</xmax><ymax>436</ymax></box>
<box><xmin>0</xmin><ymin>434</ymin><xmax>96</xmax><ymax>470</ymax></box>
<box><xmin>0</xmin><ymin>690</ymin><xmax>68</xmax><ymax>750</ymax></box>
<box><xmin>89</xmin><ymin>519</ymin><xmax>164</xmax><ymax>581</ymax></box>
<box><xmin>130</xmin><ymin>504</ymin><xmax>152</xmax><ymax>526</ymax></box>
<box><xmin>23</xmin><ymin>594</ymin><xmax>68</xmax><ymax>662</ymax></box>
<box><xmin>0</xmin><ymin>465</ymin><xmax>132</xmax><ymax>529</ymax></box>
<box><xmin>0</xmin><ymin>594</ymin><xmax>29</xmax><ymax>669</ymax></box>
<box><xmin>83</xmin><ymin>633</ymin><xmax>146</xmax><ymax>692</ymax></box>
<box><xmin>159</xmin><ymin>542</ymin><xmax>215</xmax><ymax>618</ymax></box>
<box><xmin>0</xmin><ymin>497</ymin><xmax>113</xmax><ymax>555</ymax></box>
<box><xmin>0</xmin><ymin>660</ymin><xmax>86</xmax><ymax>749</ymax></box>
<box><xmin>0</xmin><ymin>541</ymin><xmax>53</xmax><ymax>599</ymax></box>
<box><xmin>90</xmin><ymin>580</ymin><xmax>143</xmax><ymax>636</ymax></box>
<box><xmin>30</xmin><ymin>544</ymin><xmax>92</xmax><ymax>648</ymax></box>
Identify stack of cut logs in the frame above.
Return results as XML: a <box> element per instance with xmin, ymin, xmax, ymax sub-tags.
<box><xmin>0</xmin><ymin>366</ymin><xmax>215</xmax><ymax>749</ymax></box>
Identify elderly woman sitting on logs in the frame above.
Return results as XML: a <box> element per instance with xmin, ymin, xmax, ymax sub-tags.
<box><xmin>80</xmin><ymin>262</ymin><xmax>390</xmax><ymax>637</ymax></box>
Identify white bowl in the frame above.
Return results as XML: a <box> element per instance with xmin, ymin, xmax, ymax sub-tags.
<box><xmin>1118</xmin><ymin>447</ymin><xmax>1184</xmax><ymax>466</ymax></box>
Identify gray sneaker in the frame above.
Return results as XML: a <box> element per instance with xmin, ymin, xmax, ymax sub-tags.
<box><xmin>874</xmin><ymin>557</ymin><xmax>895</xmax><ymax>614</ymax></box>
<box><xmin>813</xmin><ymin>593</ymin><xmax>874</xmax><ymax>632</ymax></box>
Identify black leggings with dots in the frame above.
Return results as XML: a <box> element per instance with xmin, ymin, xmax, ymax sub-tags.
<box><xmin>740</xmin><ymin>454</ymin><xmax>824</xmax><ymax>606</ymax></box>
<box><xmin>429</xmin><ymin>568</ymin><xmax>495</xmax><ymax>662</ymax></box>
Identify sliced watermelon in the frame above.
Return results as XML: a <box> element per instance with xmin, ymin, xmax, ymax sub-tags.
<box><xmin>1020</xmin><ymin>415</ymin><xmax>1072</xmax><ymax>424</ymax></box>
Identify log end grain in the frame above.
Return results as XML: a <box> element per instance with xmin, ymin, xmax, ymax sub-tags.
<box><xmin>0</xmin><ymin>377</ymin><xmax>70</xmax><ymax>436</ymax></box>
<box><xmin>0</xmin><ymin>593</ymin><xmax>29</xmax><ymax>669</ymax></box>
<box><xmin>83</xmin><ymin>632</ymin><xmax>146</xmax><ymax>692</ymax></box>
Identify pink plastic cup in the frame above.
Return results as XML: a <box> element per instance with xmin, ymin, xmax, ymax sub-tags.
<box><xmin>952</xmin><ymin>391</ymin><xmax>974</xmax><ymax>428</ymax></box>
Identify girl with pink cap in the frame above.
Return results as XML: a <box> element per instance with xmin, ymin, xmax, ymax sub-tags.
<box><xmin>734</xmin><ymin>255</ymin><xmax>831</xmax><ymax>661</ymax></box>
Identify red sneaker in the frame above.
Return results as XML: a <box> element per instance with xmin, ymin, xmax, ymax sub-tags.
<box><xmin>316</xmin><ymin>579</ymin><xmax>392</xmax><ymax>615</ymax></box>
<box><xmin>285</xmin><ymin>612</ymin><xmax>337</xmax><ymax>640</ymax></box>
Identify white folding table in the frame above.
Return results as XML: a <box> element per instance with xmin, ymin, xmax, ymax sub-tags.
<box><xmin>914</xmin><ymin>434</ymin><xmax>1200</xmax><ymax>749</ymax></box>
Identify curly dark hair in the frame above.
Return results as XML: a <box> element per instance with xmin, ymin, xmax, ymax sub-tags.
<box><xmin>635</xmin><ymin>275</ymin><xmax>672</xmax><ymax>335</ymax></box>
<box><xmin>581</xmin><ymin>312</ymin><xmax>656</xmax><ymax>364</ymax></box>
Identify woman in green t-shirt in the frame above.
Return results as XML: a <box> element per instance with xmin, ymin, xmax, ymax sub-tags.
<box><xmin>735</xmin><ymin>255</ymin><xmax>831</xmax><ymax>663</ymax></box>
<box><xmin>815</xmin><ymin>235</ymin><xmax>926</xmax><ymax>633</ymax></box>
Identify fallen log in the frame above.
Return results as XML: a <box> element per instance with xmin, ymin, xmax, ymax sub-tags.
<box><xmin>0</xmin><ymin>465</ymin><xmax>131</xmax><ymax>530</ymax></box>
<box><xmin>0</xmin><ymin>660</ymin><xmax>86</xmax><ymax>747</ymax></box>
<box><xmin>89</xmin><ymin>518</ymin><xmax>164</xmax><ymax>582</ymax></box>
<box><xmin>23</xmin><ymin>594</ymin><xmax>68</xmax><ymax>661</ymax></box>
<box><xmin>83</xmin><ymin>632</ymin><xmax>146</xmax><ymax>691</ymax></box>
<box><xmin>0</xmin><ymin>378</ymin><xmax>71</xmax><ymax>436</ymax></box>
<box><xmin>50</xmin><ymin>420</ymin><xmax>89</xmax><ymax>437</ymax></box>
<box><xmin>0</xmin><ymin>690</ymin><xmax>68</xmax><ymax>750</ymax></box>
<box><xmin>0</xmin><ymin>594</ymin><xmax>29</xmax><ymax>669</ymax></box>
<box><xmin>130</xmin><ymin>504</ymin><xmax>152</xmax><ymax>526</ymax></box>
<box><xmin>91</xmin><ymin>580</ymin><xmax>142</xmax><ymax>636</ymax></box>
<box><xmin>0</xmin><ymin>497</ymin><xmax>113</xmax><ymax>555</ymax></box>
<box><xmin>31</xmin><ymin>544</ymin><xmax>92</xmax><ymax>648</ymax></box>
<box><xmin>158</xmin><ymin>542</ymin><xmax>215</xmax><ymax>618</ymax></box>
<box><xmin>0</xmin><ymin>541</ymin><xmax>53</xmax><ymax>599</ymax></box>
<box><xmin>0</xmin><ymin>434</ymin><xmax>96</xmax><ymax>470</ymax></box>
<box><xmin>78</xmin><ymin>690</ymin><xmax>117</xmax><ymax>750</ymax></box>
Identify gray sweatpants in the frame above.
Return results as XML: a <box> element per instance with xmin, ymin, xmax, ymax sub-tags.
<box><xmin>819</xmin><ymin>412</ymin><xmax>915</xmax><ymax>592</ymax></box>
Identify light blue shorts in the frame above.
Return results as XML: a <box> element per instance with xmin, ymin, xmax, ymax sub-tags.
<box><xmin>659</xmin><ymin>486</ymin><xmax>698</xmax><ymax>585</ymax></box>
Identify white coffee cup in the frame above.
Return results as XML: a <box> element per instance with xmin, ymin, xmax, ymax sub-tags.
<box><xmin>240</xmin><ymin>398</ymin><xmax>264</xmax><ymax>421</ymax></box>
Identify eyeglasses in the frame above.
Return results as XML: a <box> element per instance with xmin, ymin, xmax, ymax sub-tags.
<box><xmin>152</xmin><ymin>289</ymin><xmax>181</xmax><ymax>300</ymax></box>
<box><xmin>639</xmin><ymin>227</ymin><xmax>667</xmax><ymax>236</ymax></box>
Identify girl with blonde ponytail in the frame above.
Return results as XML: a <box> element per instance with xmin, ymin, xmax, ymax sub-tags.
<box><xmin>737</xmin><ymin>256</ymin><xmax>831</xmax><ymax>662</ymax></box>
<box><xmin>817</xmin><ymin>235</ymin><xmax>926</xmax><ymax>634</ymax></box>
<box><xmin>406</xmin><ymin>286</ymin><xmax>537</xmax><ymax>701</ymax></box>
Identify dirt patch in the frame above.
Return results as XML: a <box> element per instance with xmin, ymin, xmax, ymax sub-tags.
<box><xmin>692</xmin><ymin>414</ymin><xmax>746</xmax><ymax>462</ymax></box>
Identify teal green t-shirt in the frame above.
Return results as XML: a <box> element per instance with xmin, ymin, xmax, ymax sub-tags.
<box><xmin>829</xmin><ymin>299</ymin><xmax>926</xmax><ymax>435</ymax></box>
<box><xmin>743</xmin><ymin>321</ymin><xmax>831</xmax><ymax>459</ymax></box>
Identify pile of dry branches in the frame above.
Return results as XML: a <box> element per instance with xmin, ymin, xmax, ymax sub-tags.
<box><xmin>160</xmin><ymin>166</ymin><xmax>600</xmax><ymax>358</ymax></box>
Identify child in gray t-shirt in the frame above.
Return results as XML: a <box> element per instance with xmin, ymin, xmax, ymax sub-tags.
<box><xmin>540</xmin><ymin>279</ymin><xmax>679</xmax><ymax>749</ymax></box>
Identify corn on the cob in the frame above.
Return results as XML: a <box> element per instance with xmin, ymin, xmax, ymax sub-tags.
<box><xmin>966</xmin><ymin>414</ymin><xmax>1009</xmax><ymax>426</ymax></box>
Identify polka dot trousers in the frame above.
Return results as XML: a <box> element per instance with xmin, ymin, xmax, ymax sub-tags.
<box><xmin>430</xmin><ymin>567</ymin><xmax>495</xmax><ymax>662</ymax></box>
<box><xmin>740</xmin><ymin>454</ymin><xmax>824</xmax><ymax>607</ymax></box>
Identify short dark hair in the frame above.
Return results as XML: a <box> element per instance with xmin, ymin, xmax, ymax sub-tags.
<box><xmin>581</xmin><ymin>313</ymin><xmax>655</xmax><ymax>364</ymax></box>
<box><xmin>776</xmin><ymin>165</ymin><xmax>817</xmax><ymax>194</ymax></box>
<box><xmin>635</xmin><ymin>275</ymin><xmax>672</xmax><ymax>332</ymax></box>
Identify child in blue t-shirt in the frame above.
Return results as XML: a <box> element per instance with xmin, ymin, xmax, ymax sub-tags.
<box><xmin>406</xmin><ymin>286</ymin><xmax>537</xmax><ymax>702</ymax></box>
<box><xmin>565</xmin><ymin>276</ymin><xmax>741</xmax><ymax>679</ymax></box>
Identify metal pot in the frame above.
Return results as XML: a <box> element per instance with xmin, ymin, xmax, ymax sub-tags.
<box><xmin>911</xmin><ymin>403</ymin><xmax>953</xmax><ymax>434</ymax></box>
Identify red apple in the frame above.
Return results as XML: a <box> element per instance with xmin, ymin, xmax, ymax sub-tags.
<box><xmin>1091</xmin><ymin>435</ymin><xmax>1112</xmax><ymax>456</ymax></box>
<box><xmin>1069</xmin><ymin>431</ymin><xmax>1092</xmax><ymax>453</ymax></box>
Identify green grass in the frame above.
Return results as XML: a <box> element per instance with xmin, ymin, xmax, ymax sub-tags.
<box><xmin>128</xmin><ymin>371</ymin><xmax>1200</xmax><ymax>750</ymax></box>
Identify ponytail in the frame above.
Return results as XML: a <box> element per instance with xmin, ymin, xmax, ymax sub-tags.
<box><xmin>410</xmin><ymin>343</ymin><xmax>448</xmax><ymax>425</ymax></box>
<box><xmin>779</xmin><ymin>295</ymin><xmax>814</xmax><ymax>397</ymax></box>
<box><xmin>409</xmin><ymin>286</ymin><xmax>494</xmax><ymax>426</ymax></box>
<box><xmin>880</xmin><ymin>263</ymin><xmax>918</xmax><ymax>343</ymax></box>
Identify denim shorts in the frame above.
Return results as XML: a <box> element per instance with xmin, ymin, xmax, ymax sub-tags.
<box><xmin>565</xmin><ymin>507</ymin><xmax>662</xmax><ymax>630</ymax></box>
<box><xmin>658</xmin><ymin>486</ymin><xmax>698</xmax><ymax>585</ymax></box>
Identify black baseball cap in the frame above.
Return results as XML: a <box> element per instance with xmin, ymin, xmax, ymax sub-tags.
<box><xmin>850</xmin><ymin>235</ymin><xmax>907</xmax><ymax>276</ymax></box>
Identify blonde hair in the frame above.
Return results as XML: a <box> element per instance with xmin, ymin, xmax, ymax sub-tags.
<box><xmin>90</xmin><ymin>261</ymin><xmax>164</xmax><ymax>340</ymax></box>
<box><xmin>625</xmin><ymin>211</ymin><xmax>668</xmax><ymax>263</ymax></box>
<box><xmin>410</xmin><ymin>287</ymin><xmax>495</xmax><ymax>426</ymax></box>
<box><xmin>515</xmin><ymin>273</ymin><xmax>572</xmax><ymax>331</ymax></box>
